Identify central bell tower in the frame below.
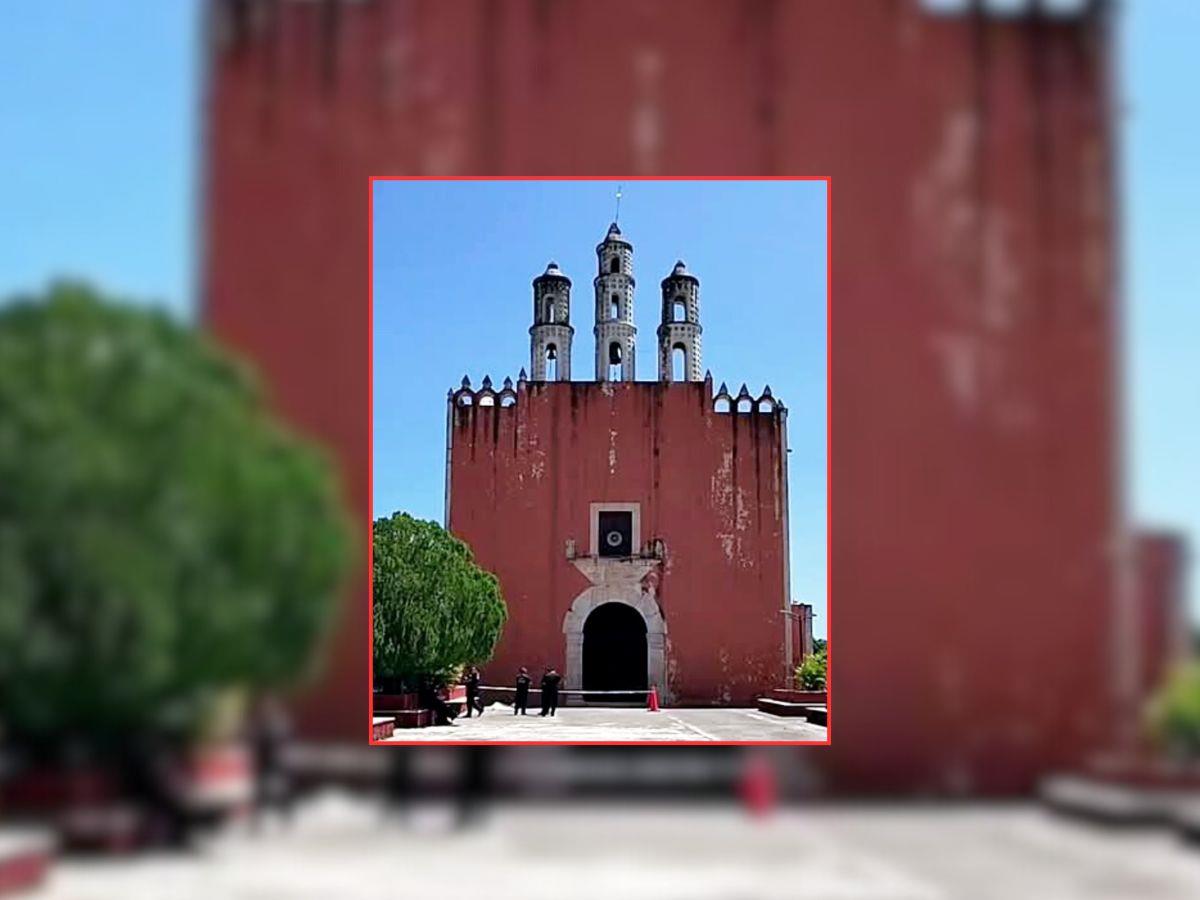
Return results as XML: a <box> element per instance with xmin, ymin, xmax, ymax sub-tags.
<box><xmin>593</xmin><ymin>223</ymin><xmax>636</xmax><ymax>382</ymax></box>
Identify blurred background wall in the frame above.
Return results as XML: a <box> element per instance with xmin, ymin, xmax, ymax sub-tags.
<box><xmin>199</xmin><ymin>0</ymin><xmax>1187</xmax><ymax>793</ymax></box>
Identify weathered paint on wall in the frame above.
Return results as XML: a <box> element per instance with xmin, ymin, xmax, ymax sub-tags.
<box><xmin>202</xmin><ymin>1</ymin><xmax>1151</xmax><ymax>792</ymax></box>
<box><xmin>447</xmin><ymin>378</ymin><xmax>790</xmax><ymax>706</ymax></box>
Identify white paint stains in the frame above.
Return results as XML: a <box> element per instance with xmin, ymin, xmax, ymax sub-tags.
<box><xmin>711</xmin><ymin>450</ymin><xmax>736</xmax><ymax>562</ymax></box>
<box><xmin>912</xmin><ymin>110</ymin><xmax>992</xmax><ymax>422</ymax></box>
<box><xmin>416</xmin><ymin>70</ymin><xmax>469</xmax><ymax>175</ymax></box>
<box><xmin>912</xmin><ymin>108</ymin><xmax>1034</xmax><ymax>427</ymax></box>
<box><xmin>631</xmin><ymin>47</ymin><xmax>663</xmax><ymax>174</ymax></box>
<box><xmin>718</xmin><ymin>534</ymin><xmax>735</xmax><ymax>561</ymax></box>
<box><xmin>711</xmin><ymin>451</ymin><xmax>734</xmax><ymax>511</ymax></box>
<box><xmin>912</xmin><ymin>108</ymin><xmax>980</xmax><ymax>319</ymax></box>
<box><xmin>666</xmin><ymin>649</ymin><xmax>680</xmax><ymax>690</ymax></box>
<box><xmin>735</xmin><ymin>488</ymin><xmax>751</xmax><ymax>533</ymax></box>
<box><xmin>930</xmin><ymin>331</ymin><xmax>980</xmax><ymax>415</ymax></box>
<box><xmin>717</xmin><ymin>647</ymin><xmax>732</xmax><ymax>705</ymax></box>
<box><xmin>981</xmin><ymin>212</ymin><xmax>1020</xmax><ymax>333</ymax></box>
<box><xmin>379</xmin><ymin>35</ymin><xmax>412</xmax><ymax>114</ymax></box>
<box><xmin>608</xmin><ymin>428</ymin><xmax>618</xmax><ymax>474</ymax></box>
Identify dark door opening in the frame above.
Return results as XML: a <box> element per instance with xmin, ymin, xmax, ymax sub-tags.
<box><xmin>582</xmin><ymin>602</ymin><xmax>648</xmax><ymax>703</ymax></box>
<box><xmin>597</xmin><ymin>510</ymin><xmax>633</xmax><ymax>558</ymax></box>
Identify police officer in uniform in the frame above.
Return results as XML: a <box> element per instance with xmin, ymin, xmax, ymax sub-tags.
<box><xmin>464</xmin><ymin>665</ymin><xmax>482</xmax><ymax>717</ymax></box>
<box><xmin>539</xmin><ymin>665</ymin><xmax>562</xmax><ymax>717</ymax></box>
<box><xmin>514</xmin><ymin>667</ymin><xmax>531</xmax><ymax>715</ymax></box>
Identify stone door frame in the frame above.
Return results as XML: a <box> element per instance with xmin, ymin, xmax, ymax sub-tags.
<box><xmin>562</xmin><ymin>585</ymin><xmax>667</xmax><ymax>702</ymax></box>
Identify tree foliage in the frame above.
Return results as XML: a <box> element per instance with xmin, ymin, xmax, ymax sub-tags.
<box><xmin>372</xmin><ymin>512</ymin><xmax>506</xmax><ymax>688</ymax></box>
<box><xmin>796</xmin><ymin>647</ymin><xmax>828</xmax><ymax>690</ymax></box>
<box><xmin>0</xmin><ymin>282</ymin><xmax>354</xmax><ymax>752</ymax></box>
<box><xmin>1146</xmin><ymin>663</ymin><xmax>1200</xmax><ymax>759</ymax></box>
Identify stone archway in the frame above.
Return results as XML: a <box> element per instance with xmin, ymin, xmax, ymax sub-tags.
<box><xmin>582</xmin><ymin>602</ymin><xmax>648</xmax><ymax>699</ymax></box>
<box><xmin>563</xmin><ymin>586</ymin><xmax>667</xmax><ymax>702</ymax></box>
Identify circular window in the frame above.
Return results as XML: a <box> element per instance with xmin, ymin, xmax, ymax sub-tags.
<box><xmin>605</xmin><ymin>530</ymin><xmax>623</xmax><ymax>548</ymax></box>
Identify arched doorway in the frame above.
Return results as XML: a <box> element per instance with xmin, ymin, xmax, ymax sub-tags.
<box><xmin>582</xmin><ymin>602</ymin><xmax>648</xmax><ymax>702</ymax></box>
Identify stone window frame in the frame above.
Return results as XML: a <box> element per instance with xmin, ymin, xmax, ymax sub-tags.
<box><xmin>589</xmin><ymin>502</ymin><xmax>641</xmax><ymax>558</ymax></box>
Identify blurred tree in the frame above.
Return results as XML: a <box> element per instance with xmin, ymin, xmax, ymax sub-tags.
<box><xmin>0</xmin><ymin>282</ymin><xmax>354</xmax><ymax>756</ymax></box>
<box><xmin>1146</xmin><ymin>663</ymin><xmax>1200</xmax><ymax>759</ymax></box>
<box><xmin>372</xmin><ymin>512</ymin><xmax>506</xmax><ymax>690</ymax></box>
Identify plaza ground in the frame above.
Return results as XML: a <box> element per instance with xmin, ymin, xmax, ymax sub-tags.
<box><xmin>36</xmin><ymin>795</ymin><xmax>1200</xmax><ymax>898</ymax></box>
<box><xmin>384</xmin><ymin>704</ymin><xmax>828</xmax><ymax>742</ymax></box>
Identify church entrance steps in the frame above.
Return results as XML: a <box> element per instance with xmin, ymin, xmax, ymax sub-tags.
<box><xmin>755</xmin><ymin>698</ymin><xmax>827</xmax><ymax>726</ymax></box>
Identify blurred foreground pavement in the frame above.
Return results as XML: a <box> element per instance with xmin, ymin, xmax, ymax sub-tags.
<box><xmin>31</xmin><ymin>793</ymin><xmax>1200</xmax><ymax>899</ymax></box>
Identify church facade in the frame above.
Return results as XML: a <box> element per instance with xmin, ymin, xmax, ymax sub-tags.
<box><xmin>446</xmin><ymin>223</ymin><xmax>796</xmax><ymax>705</ymax></box>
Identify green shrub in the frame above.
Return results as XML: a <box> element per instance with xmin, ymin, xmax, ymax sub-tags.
<box><xmin>1146</xmin><ymin>663</ymin><xmax>1200</xmax><ymax>759</ymax></box>
<box><xmin>796</xmin><ymin>647</ymin><xmax>827</xmax><ymax>690</ymax></box>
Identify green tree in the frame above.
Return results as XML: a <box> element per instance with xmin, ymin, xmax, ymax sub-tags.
<box><xmin>1146</xmin><ymin>663</ymin><xmax>1200</xmax><ymax>759</ymax></box>
<box><xmin>0</xmin><ymin>282</ymin><xmax>354</xmax><ymax>755</ymax></box>
<box><xmin>372</xmin><ymin>512</ymin><xmax>506</xmax><ymax>689</ymax></box>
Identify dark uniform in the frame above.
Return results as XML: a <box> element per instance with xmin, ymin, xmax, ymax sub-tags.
<box><xmin>514</xmin><ymin>669</ymin><xmax>531</xmax><ymax>715</ymax></box>
<box><xmin>420</xmin><ymin>679</ymin><xmax>456</xmax><ymax>726</ymax></box>
<box><xmin>539</xmin><ymin>667</ymin><xmax>561</xmax><ymax>717</ymax></box>
<box><xmin>464</xmin><ymin>667</ymin><xmax>482</xmax><ymax>717</ymax></box>
<box><xmin>250</xmin><ymin>695</ymin><xmax>294</xmax><ymax>829</ymax></box>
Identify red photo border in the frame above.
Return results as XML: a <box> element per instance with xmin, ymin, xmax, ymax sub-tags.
<box><xmin>367</xmin><ymin>175</ymin><xmax>831</xmax><ymax>747</ymax></box>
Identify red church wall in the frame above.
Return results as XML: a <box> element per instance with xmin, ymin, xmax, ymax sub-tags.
<box><xmin>1134</xmin><ymin>532</ymin><xmax>1190</xmax><ymax>701</ymax></box>
<box><xmin>203</xmin><ymin>1</ymin><xmax>1140</xmax><ymax>791</ymax></box>
<box><xmin>447</xmin><ymin>379</ymin><xmax>790</xmax><ymax>706</ymax></box>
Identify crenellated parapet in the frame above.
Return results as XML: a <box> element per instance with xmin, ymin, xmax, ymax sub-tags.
<box><xmin>449</xmin><ymin>373</ymin><xmax>520</xmax><ymax>409</ymax></box>
<box><xmin>449</xmin><ymin>372</ymin><xmax>785</xmax><ymax>417</ymax></box>
<box><xmin>711</xmin><ymin>380</ymin><xmax>785</xmax><ymax>415</ymax></box>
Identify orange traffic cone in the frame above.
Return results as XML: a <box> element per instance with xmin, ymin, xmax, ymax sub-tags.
<box><xmin>647</xmin><ymin>685</ymin><xmax>660</xmax><ymax>712</ymax></box>
<box><xmin>739</xmin><ymin>753</ymin><xmax>777</xmax><ymax>818</ymax></box>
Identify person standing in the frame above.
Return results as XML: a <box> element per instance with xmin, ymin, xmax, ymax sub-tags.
<box><xmin>513</xmin><ymin>667</ymin><xmax>531</xmax><ymax>715</ymax></box>
<box><xmin>420</xmin><ymin>677</ymin><xmax>456</xmax><ymax>726</ymax></box>
<box><xmin>249</xmin><ymin>693</ymin><xmax>294</xmax><ymax>833</ymax></box>
<box><xmin>464</xmin><ymin>665</ymin><xmax>482</xmax><ymax>718</ymax></box>
<box><xmin>539</xmin><ymin>665</ymin><xmax>561</xmax><ymax>717</ymax></box>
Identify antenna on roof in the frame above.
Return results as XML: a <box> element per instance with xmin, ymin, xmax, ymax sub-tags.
<box><xmin>614</xmin><ymin>184</ymin><xmax>623</xmax><ymax>224</ymax></box>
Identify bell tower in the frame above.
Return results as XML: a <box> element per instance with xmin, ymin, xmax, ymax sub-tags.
<box><xmin>530</xmin><ymin>261</ymin><xmax>572</xmax><ymax>381</ymax></box>
<box><xmin>658</xmin><ymin>260</ymin><xmax>703</xmax><ymax>382</ymax></box>
<box><xmin>593</xmin><ymin>223</ymin><xmax>636</xmax><ymax>382</ymax></box>
<box><xmin>657</xmin><ymin>260</ymin><xmax>700</xmax><ymax>381</ymax></box>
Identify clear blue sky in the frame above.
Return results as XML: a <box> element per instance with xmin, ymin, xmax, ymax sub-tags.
<box><xmin>373</xmin><ymin>180</ymin><xmax>828</xmax><ymax>634</ymax></box>
<box><xmin>2</xmin><ymin>3</ymin><xmax>1198</xmax><ymax>631</ymax></box>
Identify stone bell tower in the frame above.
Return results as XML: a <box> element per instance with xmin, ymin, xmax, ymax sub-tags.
<box><xmin>657</xmin><ymin>260</ymin><xmax>703</xmax><ymax>382</ymax></box>
<box><xmin>593</xmin><ymin>223</ymin><xmax>636</xmax><ymax>382</ymax></box>
<box><xmin>530</xmin><ymin>261</ymin><xmax>572</xmax><ymax>381</ymax></box>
